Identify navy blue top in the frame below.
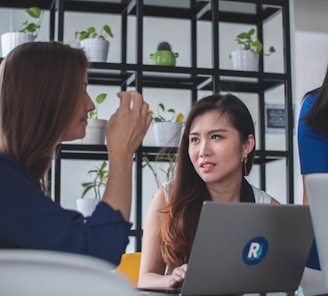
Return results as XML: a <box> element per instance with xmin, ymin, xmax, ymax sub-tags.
<box><xmin>0</xmin><ymin>153</ymin><xmax>132</xmax><ymax>265</ymax></box>
<box><xmin>298</xmin><ymin>92</ymin><xmax>323</xmax><ymax>270</ymax></box>
<box><xmin>298</xmin><ymin>92</ymin><xmax>328</xmax><ymax>174</ymax></box>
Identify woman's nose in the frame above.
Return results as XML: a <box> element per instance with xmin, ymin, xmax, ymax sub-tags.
<box><xmin>86</xmin><ymin>94</ymin><xmax>96</xmax><ymax>112</ymax></box>
<box><xmin>199</xmin><ymin>140</ymin><xmax>210</xmax><ymax>157</ymax></box>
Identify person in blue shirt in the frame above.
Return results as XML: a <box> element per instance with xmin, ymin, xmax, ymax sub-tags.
<box><xmin>298</xmin><ymin>64</ymin><xmax>328</xmax><ymax>294</ymax></box>
<box><xmin>298</xmin><ymin>64</ymin><xmax>328</xmax><ymax>271</ymax></box>
<box><xmin>0</xmin><ymin>41</ymin><xmax>152</xmax><ymax>265</ymax></box>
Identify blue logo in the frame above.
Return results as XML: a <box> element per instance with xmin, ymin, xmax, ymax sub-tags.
<box><xmin>242</xmin><ymin>236</ymin><xmax>269</xmax><ymax>265</ymax></box>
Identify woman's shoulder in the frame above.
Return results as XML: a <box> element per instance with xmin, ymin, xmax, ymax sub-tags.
<box><xmin>300</xmin><ymin>92</ymin><xmax>318</xmax><ymax>116</ymax></box>
<box><xmin>251</xmin><ymin>185</ymin><xmax>274</xmax><ymax>204</ymax></box>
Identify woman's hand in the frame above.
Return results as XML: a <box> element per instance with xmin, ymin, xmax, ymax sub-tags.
<box><xmin>106</xmin><ymin>91</ymin><xmax>152</xmax><ymax>157</ymax></box>
<box><xmin>102</xmin><ymin>91</ymin><xmax>151</xmax><ymax>220</ymax></box>
<box><xmin>168</xmin><ymin>264</ymin><xmax>188</xmax><ymax>288</ymax></box>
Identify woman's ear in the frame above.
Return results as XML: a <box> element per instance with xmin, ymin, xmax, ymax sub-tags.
<box><xmin>242</xmin><ymin>134</ymin><xmax>255</xmax><ymax>156</ymax></box>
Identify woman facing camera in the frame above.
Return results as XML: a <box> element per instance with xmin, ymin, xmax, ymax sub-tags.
<box><xmin>138</xmin><ymin>93</ymin><xmax>278</xmax><ymax>288</ymax></box>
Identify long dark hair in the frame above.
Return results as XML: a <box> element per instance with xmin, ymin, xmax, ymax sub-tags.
<box><xmin>160</xmin><ymin>93</ymin><xmax>256</xmax><ymax>270</ymax></box>
<box><xmin>302</xmin><ymin>64</ymin><xmax>328</xmax><ymax>131</ymax></box>
<box><xmin>0</xmin><ymin>42</ymin><xmax>88</xmax><ymax>192</ymax></box>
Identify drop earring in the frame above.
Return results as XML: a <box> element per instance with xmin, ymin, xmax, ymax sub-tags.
<box><xmin>243</xmin><ymin>157</ymin><xmax>248</xmax><ymax>176</ymax></box>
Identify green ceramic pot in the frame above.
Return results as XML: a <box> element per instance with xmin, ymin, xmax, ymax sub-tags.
<box><xmin>150</xmin><ymin>50</ymin><xmax>179</xmax><ymax>66</ymax></box>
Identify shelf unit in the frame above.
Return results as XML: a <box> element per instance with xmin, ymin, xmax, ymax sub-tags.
<box><xmin>0</xmin><ymin>0</ymin><xmax>294</xmax><ymax>252</ymax></box>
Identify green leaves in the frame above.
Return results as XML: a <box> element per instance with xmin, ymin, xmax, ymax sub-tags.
<box><xmin>235</xmin><ymin>28</ymin><xmax>275</xmax><ymax>56</ymax></box>
<box><xmin>149</xmin><ymin>103</ymin><xmax>184</xmax><ymax>123</ymax></box>
<box><xmin>26</xmin><ymin>7</ymin><xmax>42</xmax><ymax>18</ymax></box>
<box><xmin>102</xmin><ymin>25</ymin><xmax>114</xmax><ymax>39</ymax></box>
<box><xmin>81</xmin><ymin>161</ymin><xmax>108</xmax><ymax>199</ymax></box>
<box><xmin>88</xmin><ymin>93</ymin><xmax>107</xmax><ymax>119</ymax></box>
<box><xmin>19</xmin><ymin>7</ymin><xmax>43</xmax><ymax>37</ymax></box>
<box><xmin>75</xmin><ymin>25</ymin><xmax>114</xmax><ymax>41</ymax></box>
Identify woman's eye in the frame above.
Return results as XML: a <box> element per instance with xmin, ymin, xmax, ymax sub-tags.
<box><xmin>212</xmin><ymin>134</ymin><xmax>222</xmax><ymax>140</ymax></box>
<box><xmin>190</xmin><ymin>137</ymin><xmax>199</xmax><ymax>143</ymax></box>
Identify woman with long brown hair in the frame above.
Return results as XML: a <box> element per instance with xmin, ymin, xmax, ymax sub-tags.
<box><xmin>138</xmin><ymin>93</ymin><xmax>278</xmax><ymax>288</ymax></box>
<box><xmin>0</xmin><ymin>41</ymin><xmax>152</xmax><ymax>264</ymax></box>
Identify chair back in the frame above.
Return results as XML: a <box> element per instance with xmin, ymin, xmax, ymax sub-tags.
<box><xmin>0</xmin><ymin>249</ymin><xmax>137</xmax><ymax>296</ymax></box>
<box><xmin>116</xmin><ymin>252</ymin><xmax>141</xmax><ymax>286</ymax></box>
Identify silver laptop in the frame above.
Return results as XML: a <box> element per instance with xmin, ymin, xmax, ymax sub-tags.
<box><xmin>305</xmin><ymin>173</ymin><xmax>328</xmax><ymax>293</ymax></box>
<box><xmin>139</xmin><ymin>201</ymin><xmax>313</xmax><ymax>295</ymax></box>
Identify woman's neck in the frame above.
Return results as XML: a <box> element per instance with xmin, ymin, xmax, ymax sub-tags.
<box><xmin>206</xmin><ymin>176</ymin><xmax>243</xmax><ymax>203</ymax></box>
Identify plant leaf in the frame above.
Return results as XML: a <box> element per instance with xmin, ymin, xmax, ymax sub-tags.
<box><xmin>95</xmin><ymin>93</ymin><xmax>107</xmax><ymax>104</ymax></box>
<box><xmin>103</xmin><ymin>25</ymin><xmax>114</xmax><ymax>38</ymax></box>
<box><xmin>26</xmin><ymin>7</ymin><xmax>42</xmax><ymax>19</ymax></box>
<box><xmin>175</xmin><ymin>113</ymin><xmax>184</xmax><ymax>123</ymax></box>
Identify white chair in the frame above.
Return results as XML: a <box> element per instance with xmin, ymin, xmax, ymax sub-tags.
<box><xmin>0</xmin><ymin>249</ymin><xmax>138</xmax><ymax>296</ymax></box>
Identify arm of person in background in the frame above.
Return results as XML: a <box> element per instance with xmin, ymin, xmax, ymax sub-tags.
<box><xmin>138</xmin><ymin>185</ymin><xmax>187</xmax><ymax>288</ymax></box>
<box><xmin>102</xmin><ymin>91</ymin><xmax>152</xmax><ymax>221</ymax></box>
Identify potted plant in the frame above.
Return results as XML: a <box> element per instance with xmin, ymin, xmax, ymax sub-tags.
<box><xmin>150</xmin><ymin>41</ymin><xmax>179</xmax><ymax>66</ymax></box>
<box><xmin>75</xmin><ymin>25</ymin><xmax>114</xmax><ymax>62</ymax></box>
<box><xmin>1</xmin><ymin>6</ymin><xmax>43</xmax><ymax>57</ymax></box>
<box><xmin>230</xmin><ymin>28</ymin><xmax>276</xmax><ymax>71</ymax></box>
<box><xmin>82</xmin><ymin>93</ymin><xmax>108</xmax><ymax>145</ymax></box>
<box><xmin>149</xmin><ymin>103</ymin><xmax>184</xmax><ymax>147</ymax></box>
<box><xmin>142</xmin><ymin>153</ymin><xmax>176</xmax><ymax>188</ymax></box>
<box><xmin>76</xmin><ymin>161</ymin><xmax>108</xmax><ymax>216</ymax></box>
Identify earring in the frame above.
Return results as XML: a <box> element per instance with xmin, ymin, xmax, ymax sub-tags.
<box><xmin>243</xmin><ymin>157</ymin><xmax>248</xmax><ymax>176</ymax></box>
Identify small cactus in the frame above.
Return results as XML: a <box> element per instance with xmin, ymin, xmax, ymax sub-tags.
<box><xmin>157</xmin><ymin>41</ymin><xmax>172</xmax><ymax>51</ymax></box>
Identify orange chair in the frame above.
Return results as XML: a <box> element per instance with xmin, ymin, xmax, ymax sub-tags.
<box><xmin>116</xmin><ymin>252</ymin><xmax>141</xmax><ymax>287</ymax></box>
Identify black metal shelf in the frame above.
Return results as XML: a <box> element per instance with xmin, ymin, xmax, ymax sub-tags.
<box><xmin>44</xmin><ymin>0</ymin><xmax>293</xmax><ymax>251</ymax></box>
<box><xmin>87</xmin><ymin>62</ymin><xmax>286</xmax><ymax>91</ymax></box>
<box><xmin>58</xmin><ymin>143</ymin><xmax>289</xmax><ymax>165</ymax></box>
<box><xmin>0</xmin><ymin>0</ymin><xmax>55</xmax><ymax>9</ymax></box>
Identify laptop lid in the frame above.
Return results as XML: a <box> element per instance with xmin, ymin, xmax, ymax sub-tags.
<box><xmin>180</xmin><ymin>201</ymin><xmax>313</xmax><ymax>296</ymax></box>
<box><xmin>305</xmin><ymin>173</ymin><xmax>328</xmax><ymax>293</ymax></box>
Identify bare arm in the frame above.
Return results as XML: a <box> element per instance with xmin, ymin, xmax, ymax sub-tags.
<box><xmin>302</xmin><ymin>174</ymin><xmax>309</xmax><ymax>205</ymax></box>
<box><xmin>138</xmin><ymin>186</ymin><xmax>174</xmax><ymax>288</ymax></box>
<box><xmin>270</xmin><ymin>198</ymin><xmax>280</xmax><ymax>204</ymax></box>
<box><xmin>102</xmin><ymin>91</ymin><xmax>152</xmax><ymax>221</ymax></box>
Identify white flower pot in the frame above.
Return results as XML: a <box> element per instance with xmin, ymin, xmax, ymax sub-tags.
<box><xmin>153</xmin><ymin>122</ymin><xmax>183</xmax><ymax>147</ymax></box>
<box><xmin>82</xmin><ymin>119</ymin><xmax>107</xmax><ymax>145</ymax></box>
<box><xmin>76</xmin><ymin>198</ymin><xmax>100</xmax><ymax>217</ymax></box>
<box><xmin>230</xmin><ymin>50</ymin><xmax>259</xmax><ymax>71</ymax></box>
<box><xmin>1</xmin><ymin>32</ymin><xmax>35</xmax><ymax>57</ymax></box>
<box><xmin>80</xmin><ymin>38</ymin><xmax>110</xmax><ymax>62</ymax></box>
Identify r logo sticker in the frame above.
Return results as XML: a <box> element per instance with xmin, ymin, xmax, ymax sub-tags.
<box><xmin>242</xmin><ymin>236</ymin><xmax>268</xmax><ymax>265</ymax></box>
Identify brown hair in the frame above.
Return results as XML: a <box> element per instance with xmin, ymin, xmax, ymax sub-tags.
<box><xmin>0</xmin><ymin>41</ymin><xmax>88</xmax><ymax>192</ymax></box>
<box><xmin>160</xmin><ymin>93</ymin><xmax>256</xmax><ymax>270</ymax></box>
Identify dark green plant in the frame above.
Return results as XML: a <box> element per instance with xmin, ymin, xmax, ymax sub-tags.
<box><xmin>81</xmin><ymin>161</ymin><xmax>108</xmax><ymax>199</ymax></box>
<box><xmin>157</xmin><ymin>41</ymin><xmax>172</xmax><ymax>51</ymax></box>
<box><xmin>142</xmin><ymin>153</ymin><xmax>176</xmax><ymax>187</ymax></box>
<box><xmin>88</xmin><ymin>93</ymin><xmax>107</xmax><ymax>119</ymax></box>
<box><xmin>19</xmin><ymin>7</ymin><xmax>43</xmax><ymax>37</ymax></box>
<box><xmin>75</xmin><ymin>25</ymin><xmax>114</xmax><ymax>41</ymax></box>
<box><xmin>235</xmin><ymin>28</ymin><xmax>275</xmax><ymax>56</ymax></box>
<box><xmin>149</xmin><ymin>103</ymin><xmax>184</xmax><ymax>123</ymax></box>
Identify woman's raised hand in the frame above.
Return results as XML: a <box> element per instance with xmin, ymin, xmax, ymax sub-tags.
<box><xmin>106</xmin><ymin>91</ymin><xmax>152</xmax><ymax>157</ymax></box>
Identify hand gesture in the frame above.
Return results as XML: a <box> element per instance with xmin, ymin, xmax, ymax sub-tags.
<box><xmin>106</xmin><ymin>91</ymin><xmax>152</xmax><ymax>157</ymax></box>
<box><xmin>168</xmin><ymin>264</ymin><xmax>188</xmax><ymax>288</ymax></box>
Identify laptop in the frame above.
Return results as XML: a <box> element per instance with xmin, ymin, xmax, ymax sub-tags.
<box><xmin>139</xmin><ymin>201</ymin><xmax>313</xmax><ymax>296</ymax></box>
<box><xmin>305</xmin><ymin>173</ymin><xmax>328</xmax><ymax>293</ymax></box>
